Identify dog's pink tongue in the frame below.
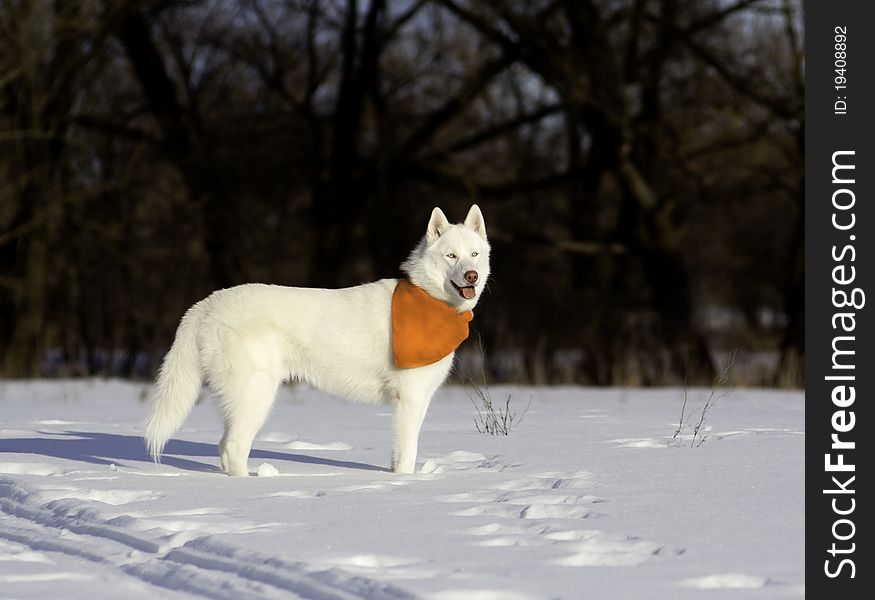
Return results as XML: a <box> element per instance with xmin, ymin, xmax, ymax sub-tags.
<box><xmin>462</xmin><ymin>286</ymin><xmax>476</xmax><ymax>299</ymax></box>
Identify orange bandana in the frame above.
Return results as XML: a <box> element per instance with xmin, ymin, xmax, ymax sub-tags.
<box><xmin>392</xmin><ymin>279</ymin><xmax>473</xmax><ymax>369</ymax></box>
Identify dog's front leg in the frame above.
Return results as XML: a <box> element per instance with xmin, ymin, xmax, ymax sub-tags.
<box><xmin>391</xmin><ymin>393</ymin><xmax>432</xmax><ymax>474</ymax></box>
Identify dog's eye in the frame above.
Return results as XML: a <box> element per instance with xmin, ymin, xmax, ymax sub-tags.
<box><xmin>471</xmin><ymin>252</ymin><xmax>479</xmax><ymax>257</ymax></box>
<box><xmin>447</xmin><ymin>253</ymin><xmax>457</xmax><ymax>259</ymax></box>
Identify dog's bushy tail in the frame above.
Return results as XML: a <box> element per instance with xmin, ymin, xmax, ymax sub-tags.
<box><xmin>144</xmin><ymin>303</ymin><xmax>204</xmax><ymax>462</ymax></box>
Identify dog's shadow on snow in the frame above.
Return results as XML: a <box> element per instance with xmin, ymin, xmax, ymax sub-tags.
<box><xmin>0</xmin><ymin>431</ymin><xmax>385</xmax><ymax>474</ymax></box>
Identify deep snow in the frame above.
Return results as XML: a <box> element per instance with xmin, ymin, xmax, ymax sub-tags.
<box><xmin>0</xmin><ymin>380</ymin><xmax>803</xmax><ymax>599</ymax></box>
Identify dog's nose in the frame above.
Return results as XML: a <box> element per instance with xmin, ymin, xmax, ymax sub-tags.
<box><xmin>464</xmin><ymin>270</ymin><xmax>478</xmax><ymax>285</ymax></box>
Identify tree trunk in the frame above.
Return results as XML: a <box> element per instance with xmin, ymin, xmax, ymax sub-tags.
<box><xmin>4</xmin><ymin>203</ymin><xmax>48</xmax><ymax>377</ymax></box>
<box><xmin>307</xmin><ymin>0</ymin><xmax>384</xmax><ymax>288</ymax></box>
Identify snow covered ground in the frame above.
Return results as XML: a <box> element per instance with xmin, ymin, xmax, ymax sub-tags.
<box><xmin>0</xmin><ymin>380</ymin><xmax>804</xmax><ymax>599</ymax></box>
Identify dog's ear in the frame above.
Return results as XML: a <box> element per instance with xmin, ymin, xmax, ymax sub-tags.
<box><xmin>427</xmin><ymin>207</ymin><xmax>450</xmax><ymax>243</ymax></box>
<box><xmin>464</xmin><ymin>204</ymin><xmax>487</xmax><ymax>240</ymax></box>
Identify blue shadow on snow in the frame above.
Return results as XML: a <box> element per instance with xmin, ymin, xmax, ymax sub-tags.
<box><xmin>0</xmin><ymin>431</ymin><xmax>385</xmax><ymax>474</ymax></box>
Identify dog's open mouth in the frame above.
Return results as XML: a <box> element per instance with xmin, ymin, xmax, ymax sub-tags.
<box><xmin>452</xmin><ymin>281</ymin><xmax>477</xmax><ymax>300</ymax></box>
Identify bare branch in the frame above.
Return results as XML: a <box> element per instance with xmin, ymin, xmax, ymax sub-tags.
<box><xmin>679</xmin><ymin>36</ymin><xmax>797</xmax><ymax>120</ymax></box>
<box><xmin>683</xmin><ymin>0</ymin><xmax>766</xmax><ymax>36</ymax></box>
<box><xmin>395</xmin><ymin>52</ymin><xmax>518</xmax><ymax>158</ymax></box>
<box><xmin>427</xmin><ymin>102</ymin><xmax>563</xmax><ymax>158</ymax></box>
<box><xmin>432</xmin><ymin>0</ymin><xmax>519</xmax><ymax>55</ymax></box>
<box><xmin>382</xmin><ymin>0</ymin><xmax>427</xmax><ymax>40</ymax></box>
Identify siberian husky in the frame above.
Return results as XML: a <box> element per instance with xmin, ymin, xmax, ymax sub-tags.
<box><xmin>145</xmin><ymin>205</ymin><xmax>490</xmax><ymax>475</ymax></box>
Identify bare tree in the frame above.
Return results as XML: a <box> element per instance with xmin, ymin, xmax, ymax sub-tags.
<box><xmin>0</xmin><ymin>0</ymin><xmax>804</xmax><ymax>384</ymax></box>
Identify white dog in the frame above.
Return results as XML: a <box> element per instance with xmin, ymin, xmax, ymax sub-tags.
<box><xmin>145</xmin><ymin>205</ymin><xmax>490</xmax><ymax>475</ymax></box>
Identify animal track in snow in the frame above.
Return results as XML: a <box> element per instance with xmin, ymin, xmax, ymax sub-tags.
<box><xmin>553</xmin><ymin>531</ymin><xmax>663</xmax><ymax>567</ymax></box>
<box><xmin>463</xmin><ymin>522</ymin><xmax>547</xmax><ymax>537</ymax></box>
<box><xmin>490</xmin><ymin>472</ymin><xmax>597</xmax><ymax>491</ymax></box>
<box><xmin>446</xmin><ymin>472</ymin><xmax>605</xmax><ymax>527</ymax></box>
<box><xmin>443</xmin><ymin>471</ymin><xmax>604</xmax><ymax>521</ymax></box>
<box><xmin>443</xmin><ymin>470</ymin><xmax>666</xmax><ymax>569</ymax></box>
<box><xmin>440</xmin><ymin>489</ymin><xmax>605</xmax><ymax>521</ymax></box>
<box><xmin>518</xmin><ymin>504</ymin><xmax>599</xmax><ymax>520</ymax></box>
<box><xmin>453</xmin><ymin>503</ymin><xmax>594</xmax><ymax>521</ymax></box>
<box><xmin>419</xmin><ymin>451</ymin><xmax>501</xmax><ymax>474</ymax></box>
<box><xmin>464</xmin><ymin>522</ymin><xmax>555</xmax><ymax>547</ymax></box>
<box><xmin>502</xmin><ymin>493</ymin><xmax>604</xmax><ymax>506</ymax></box>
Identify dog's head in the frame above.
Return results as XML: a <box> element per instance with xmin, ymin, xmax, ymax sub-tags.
<box><xmin>401</xmin><ymin>205</ymin><xmax>491</xmax><ymax>312</ymax></box>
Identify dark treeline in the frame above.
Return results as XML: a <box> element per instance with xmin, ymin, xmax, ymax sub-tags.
<box><xmin>0</xmin><ymin>0</ymin><xmax>803</xmax><ymax>386</ymax></box>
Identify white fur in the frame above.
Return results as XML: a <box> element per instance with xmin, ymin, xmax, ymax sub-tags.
<box><xmin>144</xmin><ymin>205</ymin><xmax>491</xmax><ymax>475</ymax></box>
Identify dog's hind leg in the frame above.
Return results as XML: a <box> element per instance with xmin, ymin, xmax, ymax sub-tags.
<box><xmin>218</xmin><ymin>370</ymin><xmax>280</xmax><ymax>476</ymax></box>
